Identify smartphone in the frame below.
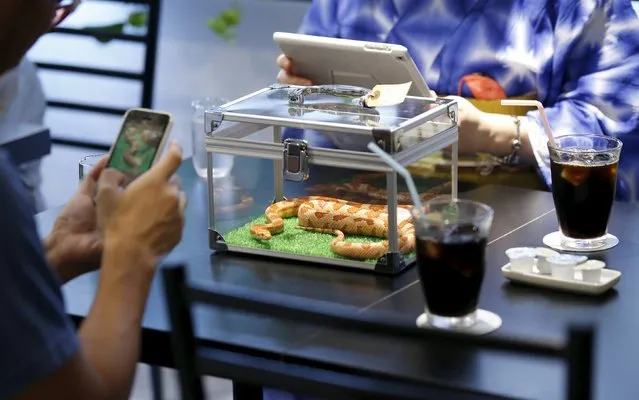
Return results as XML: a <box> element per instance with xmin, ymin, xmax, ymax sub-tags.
<box><xmin>106</xmin><ymin>108</ymin><xmax>173</xmax><ymax>185</ymax></box>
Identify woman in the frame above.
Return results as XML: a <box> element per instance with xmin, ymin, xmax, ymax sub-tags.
<box><xmin>276</xmin><ymin>0</ymin><xmax>639</xmax><ymax>200</ymax></box>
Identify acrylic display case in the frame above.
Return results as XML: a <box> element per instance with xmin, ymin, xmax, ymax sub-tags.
<box><xmin>204</xmin><ymin>84</ymin><xmax>459</xmax><ymax>274</ymax></box>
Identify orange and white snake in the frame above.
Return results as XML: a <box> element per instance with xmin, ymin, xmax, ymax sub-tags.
<box><xmin>305</xmin><ymin>174</ymin><xmax>451</xmax><ymax>205</ymax></box>
<box><xmin>249</xmin><ymin>196</ymin><xmax>415</xmax><ymax>260</ymax></box>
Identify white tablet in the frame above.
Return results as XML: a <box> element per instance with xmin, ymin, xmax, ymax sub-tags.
<box><xmin>273</xmin><ymin>32</ymin><xmax>431</xmax><ymax>98</ymax></box>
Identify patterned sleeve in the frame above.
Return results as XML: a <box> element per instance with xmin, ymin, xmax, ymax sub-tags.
<box><xmin>526</xmin><ymin>1</ymin><xmax>639</xmax><ymax>197</ymax></box>
<box><xmin>298</xmin><ymin>0</ymin><xmax>339</xmax><ymax>36</ymax></box>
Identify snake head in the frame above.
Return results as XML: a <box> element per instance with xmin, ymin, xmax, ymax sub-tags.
<box><xmin>249</xmin><ymin>226</ymin><xmax>272</xmax><ymax>240</ymax></box>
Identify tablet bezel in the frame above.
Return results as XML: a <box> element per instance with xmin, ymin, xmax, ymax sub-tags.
<box><xmin>273</xmin><ymin>32</ymin><xmax>431</xmax><ymax>98</ymax></box>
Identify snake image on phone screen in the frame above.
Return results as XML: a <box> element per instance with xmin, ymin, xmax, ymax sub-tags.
<box><xmin>107</xmin><ymin>109</ymin><xmax>171</xmax><ymax>183</ymax></box>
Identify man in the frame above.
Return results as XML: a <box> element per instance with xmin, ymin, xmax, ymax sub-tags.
<box><xmin>0</xmin><ymin>0</ymin><xmax>82</xmax><ymax>212</ymax></box>
<box><xmin>0</xmin><ymin>1</ymin><xmax>186</xmax><ymax>399</ymax></box>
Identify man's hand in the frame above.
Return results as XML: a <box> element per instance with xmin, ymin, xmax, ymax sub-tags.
<box><xmin>44</xmin><ymin>155</ymin><xmax>115</xmax><ymax>283</ymax></box>
<box><xmin>97</xmin><ymin>141</ymin><xmax>187</xmax><ymax>274</ymax></box>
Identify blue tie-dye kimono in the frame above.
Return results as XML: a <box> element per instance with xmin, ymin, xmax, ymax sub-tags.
<box><xmin>265</xmin><ymin>4</ymin><xmax>638</xmax><ymax>400</ymax></box>
<box><xmin>282</xmin><ymin>0</ymin><xmax>639</xmax><ymax>201</ymax></box>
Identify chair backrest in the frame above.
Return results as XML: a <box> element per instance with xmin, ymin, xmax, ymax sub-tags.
<box><xmin>162</xmin><ymin>264</ymin><xmax>594</xmax><ymax>400</ymax></box>
<box><xmin>37</xmin><ymin>0</ymin><xmax>162</xmax><ymax>150</ymax></box>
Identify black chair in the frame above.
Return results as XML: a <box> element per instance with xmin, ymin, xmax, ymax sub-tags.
<box><xmin>162</xmin><ymin>264</ymin><xmax>594</xmax><ymax>400</ymax></box>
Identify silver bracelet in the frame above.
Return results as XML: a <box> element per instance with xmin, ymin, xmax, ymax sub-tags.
<box><xmin>500</xmin><ymin>116</ymin><xmax>521</xmax><ymax>166</ymax></box>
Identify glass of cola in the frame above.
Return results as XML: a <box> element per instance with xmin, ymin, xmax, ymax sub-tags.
<box><xmin>548</xmin><ymin>134</ymin><xmax>622</xmax><ymax>250</ymax></box>
<box><xmin>412</xmin><ymin>198</ymin><xmax>494</xmax><ymax>330</ymax></box>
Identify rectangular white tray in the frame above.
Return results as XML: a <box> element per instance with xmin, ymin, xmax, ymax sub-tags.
<box><xmin>501</xmin><ymin>263</ymin><xmax>621</xmax><ymax>295</ymax></box>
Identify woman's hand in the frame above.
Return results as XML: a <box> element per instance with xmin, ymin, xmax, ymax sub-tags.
<box><xmin>445</xmin><ymin>95</ymin><xmax>490</xmax><ymax>156</ymax></box>
<box><xmin>276</xmin><ymin>54</ymin><xmax>313</xmax><ymax>86</ymax></box>
<box><xmin>445</xmin><ymin>95</ymin><xmax>535</xmax><ymax>163</ymax></box>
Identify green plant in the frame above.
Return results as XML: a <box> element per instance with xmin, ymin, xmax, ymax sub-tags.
<box><xmin>81</xmin><ymin>10</ymin><xmax>148</xmax><ymax>44</ymax></box>
<box><xmin>79</xmin><ymin>3</ymin><xmax>242</xmax><ymax>44</ymax></box>
<box><xmin>206</xmin><ymin>2</ymin><xmax>242</xmax><ymax>43</ymax></box>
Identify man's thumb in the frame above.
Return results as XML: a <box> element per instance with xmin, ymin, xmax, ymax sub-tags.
<box><xmin>96</xmin><ymin>168</ymin><xmax>125</xmax><ymax>211</ymax></box>
<box><xmin>97</xmin><ymin>168</ymin><xmax>125</xmax><ymax>189</ymax></box>
<box><xmin>79</xmin><ymin>156</ymin><xmax>108</xmax><ymax>196</ymax></box>
<box><xmin>147</xmin><ymin>141</ymin><xmax>183</xmax><ymax>182</ymax></box>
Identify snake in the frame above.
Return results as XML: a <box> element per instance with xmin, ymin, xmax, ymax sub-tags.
<box><xmin>212</xmin><ymin>186</ymin><xmax>253</xmax><ymax>219</ymax></box>
<box><xmin>305</xmin><ymin>174</ymin><xmax>451</xmax><ymax>205</ymax></box>
<box><xmin>249</xmin><ymin>196</ymin><xmax>415</xmax><ymax>260</ymax></box>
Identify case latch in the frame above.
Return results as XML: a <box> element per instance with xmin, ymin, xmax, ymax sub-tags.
<box><xmin>206</xmin><ymin>107</ymin><xmax>225</xmax><ymax>134</ymax></box>
<box><xmin>283</xmin><ymin>139</ymin><xmax>309</xmax><ymax>182</ymax></box>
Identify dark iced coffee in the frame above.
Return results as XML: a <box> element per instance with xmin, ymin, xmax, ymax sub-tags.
<box><xmin>548</xmin><ymin>135</ymin><xmax>622</xmax><ymax>250</ymax></box>
<box><xmin>416</xmin><ymin>227</ymin><xmax>486</xmax><ymax>317</ymax></box>
<box><xmin>411</xmin><ymin>199</ymin><xmax>493</xmax><ymax>329</ymax></box>
<box><xmin>551</xmin><ymin>160</ymin><xmax>617</xmax><ymax>239</ymax></box>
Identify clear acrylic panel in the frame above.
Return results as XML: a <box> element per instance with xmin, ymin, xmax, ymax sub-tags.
<box><xmin>205</xmin><ymin>87</ymin><xmax>458</xmax><ymax>274</ymax></box>
<box><xmin>222</xmin><ymin>86</ymin><xmax>438</xmax><ymax>126</ymax></box>
<box><xmin>205</xmin><ymin>85</ymin><xmax>457</xmax><ymax>155</ymax></box>
<box><xmin>209</xmin><ymin>147</ymin><xmax>456</xmax><ymax>273</ymax></box>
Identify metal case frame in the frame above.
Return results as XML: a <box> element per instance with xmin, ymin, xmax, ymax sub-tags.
<box><xmin>205</xmin><ymin>85</ymin><xmax>459</xmax><ymax>274</ymax></box>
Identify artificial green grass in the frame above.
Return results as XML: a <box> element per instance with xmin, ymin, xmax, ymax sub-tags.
<box><xmin>224</xmin><ymin>215</ymin><xmax>409</xmax><ymax>263</ymax></box>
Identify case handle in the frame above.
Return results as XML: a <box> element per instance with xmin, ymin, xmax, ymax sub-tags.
<box><xmin>288</xmin><ymin>85</ymin><xmax>372</xmax><ymax>106</ymax></box>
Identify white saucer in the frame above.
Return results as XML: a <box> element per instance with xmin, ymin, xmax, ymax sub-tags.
<box><xmin>501</xmin><ymin>263</ymin><xmax>621</xmax><ymax>295</ymax></box>
<box><xmin>542</xmin><ymin>231</ymin><xmax>619</xmax><ymax>253</ymax></box>
<box><xmin>416</xmin><ymin>309</ymin><xmax>502</xmax><ymax>335</ymax></box>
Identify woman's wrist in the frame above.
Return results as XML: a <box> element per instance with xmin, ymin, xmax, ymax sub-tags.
<box><xmin>480</xmin><ymin>113</ymin><xmax>535</xmax><ymax>165</ymax></box>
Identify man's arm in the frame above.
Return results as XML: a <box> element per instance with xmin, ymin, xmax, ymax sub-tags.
<box><xmin>15</xmin><ymin>244</ymin><xmax>156</xmax><ymax>400</ymax></box>
<box><xmin>42</xmin><ymin>234</ymin><xmax>86</xmax><ymax>284</ymax></box>
<box><xmin>76</xmin><ymin>241</ymin><xmax>156</xmax><ymax>400</ymax></box>
<box><xmin>0</xmin><ymin>150</ymin><xmax>156</xmax><ymax>400</ymax></box>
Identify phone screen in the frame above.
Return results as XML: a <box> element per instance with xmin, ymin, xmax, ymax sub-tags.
<box><xmin>107</xmin><ymin>109</ymin><xmax>171</xmax><ymax>183</ymax></box>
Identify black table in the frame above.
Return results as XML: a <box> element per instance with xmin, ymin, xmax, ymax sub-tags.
<box><xmin>36</xmin><ymin>162</ymin><xmax>637</xmax><ymax>399</ymax></box>
<box><xmin>293</xmin><ymin>204</ymin><xmax>639</xmax><ymax>400</ymax></box>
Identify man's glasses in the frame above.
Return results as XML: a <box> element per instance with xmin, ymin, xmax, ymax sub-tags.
<box><xmin>52</xmin><ymin>0</ymin><xmax>79</xmax><ymax>27</ymax></box>
<box><xmin>56</xmin><ymin>0</ymin><xmax>74</xmax><ymax>9</ymax></box>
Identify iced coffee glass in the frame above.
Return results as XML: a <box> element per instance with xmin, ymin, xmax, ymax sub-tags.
<box><xmin>548</xmin><ymin>134</ymin><xmax>622</xmax><ymax>250</ymax></box>
<box><xmin>412</xmin><ymin>199</ymin><xmax>494</xmax><ymax>330</ymax></box>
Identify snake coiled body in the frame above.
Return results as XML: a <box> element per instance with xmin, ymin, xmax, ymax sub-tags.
<box><xmin>249</xmin><ymin>196</ymin><xmax>415</xmax><ymax>260</ymax></box>
<box><xmin>305</xmin><ymin>178</ymin><xmax>451</xmax><ymax>205</ymax></box>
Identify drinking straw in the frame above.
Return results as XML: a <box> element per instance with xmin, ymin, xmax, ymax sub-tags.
<box><xmin>367</xmin><ymin>142</ymin><xmax>428</xmax><ymax>223</ymax></box>
<box><xmin>500</xmin><ymin>99</ymin><xmax>556</xmax><ymax>148</ymax></box>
